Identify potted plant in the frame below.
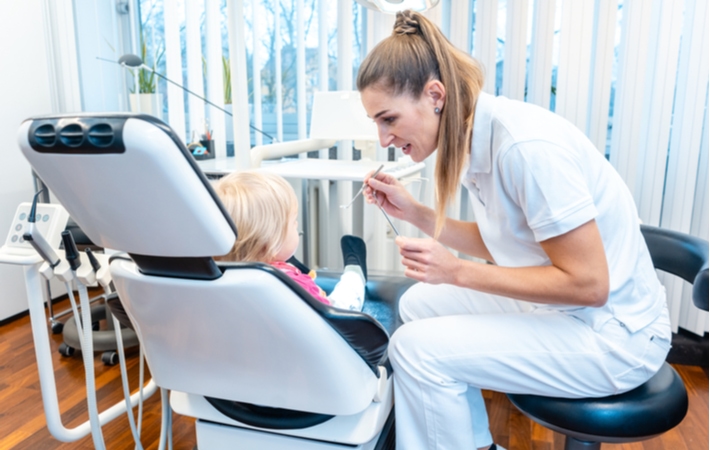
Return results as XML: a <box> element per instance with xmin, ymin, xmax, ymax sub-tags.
<box><xmin>221</xmin><ymin>55</ymin><xmax>236</xmax><ymax>155</ymax></box>
<box><xmin>129</xmin><ymin>36</ymin><xmax>164</xmax><ymax>119</ymax></box>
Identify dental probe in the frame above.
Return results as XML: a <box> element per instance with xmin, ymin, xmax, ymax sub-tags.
<box><xmin>341</xmin><ymin>164</ymin><xmax>385</xmax><ymax>209</ymax></box>
<box><xmin>374</xmin><ymin>191</ymin><xmax>400</xmax><ymax>237</ymax></box>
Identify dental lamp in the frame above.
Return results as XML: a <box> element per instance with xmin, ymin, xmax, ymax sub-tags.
<box><xmin>117</xmin><ymin>53</ymin><xmax>277</xmax><ymax>143</ymax></box>
<box><xmin>354</xmin><ymin>0</ymin><xmax>440</xmax><ymax>13</ymax></box>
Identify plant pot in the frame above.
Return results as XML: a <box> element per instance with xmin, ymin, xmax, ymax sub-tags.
<box><xmin>130</xmin><ymin>93</ymin><xmax>163</xmax><ymax>120</ymax></box>
<box><xmin>224</xmin><ymin>104</ymin><xmax>233</xmax><ymax>143</ymax></box>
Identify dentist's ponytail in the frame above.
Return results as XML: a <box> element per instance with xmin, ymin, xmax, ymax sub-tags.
<box><xmin>357</xmin><ymin>10</ymin><xmax>484</xmax><ymax>238</ymax></box>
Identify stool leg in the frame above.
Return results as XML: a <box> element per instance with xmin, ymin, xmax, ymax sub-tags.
<box><xmin>565</xmin><ymin>437</ymin><xmax>601</xmax><ymax>450</ymax></box>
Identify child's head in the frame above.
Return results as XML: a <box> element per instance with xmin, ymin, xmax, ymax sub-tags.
<box><xmin>214</xmin><ymin>171</ymin><xmax>299</xmax><ymax>263</ymax></box>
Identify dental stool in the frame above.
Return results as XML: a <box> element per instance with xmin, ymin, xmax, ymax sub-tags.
<box><xmin>507</xmin><ymin>224</ymin><xmax>708</xmax><ymax>450</ymax></box>
<box><xmin>19</xmin><ymin>113</ymin><xmax>413</xmax><ymax>450</ymax></box>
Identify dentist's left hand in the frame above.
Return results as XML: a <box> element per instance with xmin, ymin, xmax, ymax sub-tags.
<box><xmin>395</xmin><ymin>236</ymin><xmax>461</xmax><ymax>285</ymax></box>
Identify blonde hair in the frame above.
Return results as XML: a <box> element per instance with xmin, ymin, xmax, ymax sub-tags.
<box><xmin>356</xmin><ymin>10</ymin><xmax>485</xmax><ymax>238</ymax></box>
<box><xmin>213</xmin><ymin>171</ymin><xmax>297</xmax><ymax>263</ymax></box>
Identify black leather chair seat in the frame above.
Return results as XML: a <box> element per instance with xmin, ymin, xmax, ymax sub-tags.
<box><xmin>507</xmin><ymin>362</ymin><xmax>688</xmax><ymax>443</ymax></box>
<box><xmin>317</xmin><ymin>270</ymin><xmax>415</xmax><ymax>335</ymax></box>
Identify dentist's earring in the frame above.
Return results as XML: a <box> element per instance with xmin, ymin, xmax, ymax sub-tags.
<box><xmin>435</xmin><ymin>107</ymin><xmax>440</xmax><ymax>114</ymax></box>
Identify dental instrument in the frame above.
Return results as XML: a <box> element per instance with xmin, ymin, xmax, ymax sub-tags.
<box><xmin>339</xmin><ymin>163</ymin><xmax>401</xmax><ymax>236</ymax></box>
<box><xmin>340</xmin><ymin>164</ymin><xmax>385</xmax><ymax>209</ymax></box>
<box><xmin>58</xmin><ymin>230</ymin><xmax>106</xmax><ymax>449</ymax></box>
<box><xmin>373</xmin><ymin>191</ymin><xmax>400</xmax><ymax>237</ymax></box>
<box><xmin>82</xmin><ymin>247</ymin><xmax>148</xmax><ymax>450</ymax></box>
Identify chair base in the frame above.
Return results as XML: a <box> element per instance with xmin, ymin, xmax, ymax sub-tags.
<box><xmin>172</xmin><ymin>386</ymin><xmax>394</xmax><ymax>449</ymax></box>
<box><xmin>564</xmin><ymin>437</ymin><xmax>600</xmax><ymax>450</ymax></box>
<box><xmin>195</xmin><ymin>410</ymin><xmax>394</xmax><ymax>450</ymax></box>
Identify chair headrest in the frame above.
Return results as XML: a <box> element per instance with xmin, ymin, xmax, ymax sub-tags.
<box><xmin>18</xmin><ymin>114</ymin><xmax>236</xmax><ymax>258</ymax></box>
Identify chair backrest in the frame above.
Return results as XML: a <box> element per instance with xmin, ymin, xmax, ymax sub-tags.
<box><xmin>111</xmin><ymin>257</ymin><xmax>383</xmax><ymax>415</ymax></box>
<box><xmin>641</xmin><ymin>224</ymin><xmax>709</xmax><ymax>311</ymax></box>
<box><xmin>18</xmin><ymin>114</ymin><xmax>235</xmax><ymax>260</ymax></box>
<box><xmin>18</xmin><ymin>113</ymin><xmax>390</xmax><ymax>415</ymax></box>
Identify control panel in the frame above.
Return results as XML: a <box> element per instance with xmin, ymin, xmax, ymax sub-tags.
<box><xmin>2</xmin><ymin>202</ymin><xmax>69</xmax><ymax>257</ymax></box>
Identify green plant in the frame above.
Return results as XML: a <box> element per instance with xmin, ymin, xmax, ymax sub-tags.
<box><xmin>223</xmin><ymin>55</ymin><xmax>232</xmax><ymax>104</ymax></box>
<box><xmin>202</xmin><ymin>55</ymin><xmax>232</xmax><ymax>105</ymax></box>
<box><xmin>201</xmin><ymin>55</ymin><xmax>232</xmax><ymax>105</ymax></box>
<box><xmin>130</xmin><ymin>35</ymin><xmax>164</xmax><ymax>94</ymax></box>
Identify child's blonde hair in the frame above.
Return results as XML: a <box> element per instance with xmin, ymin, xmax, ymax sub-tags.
<box><xmin>213</xmin><ymin>170</ymin><xmax>298</xmax><ymax>263</ymax></box>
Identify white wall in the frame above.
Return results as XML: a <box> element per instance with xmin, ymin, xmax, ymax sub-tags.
<box><xmin>0</xmin><ymin>1</ymin><xmax>56</xmax><ymax>320</ymax></box>
<box><xmin>0</xmin><ymin>0</ymin><xmax>82</xmax><ymax>320</ymax></box>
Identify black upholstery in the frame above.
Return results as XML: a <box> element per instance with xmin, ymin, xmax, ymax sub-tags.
<box><xmin>506</xmin><ymin>225</ymin><xmax>708</xmax><ymax>448</ymax></box>
<box><xmin>105</xmin><ymin>291</ymin><xmax>134</xmax><ymax>331</ymax></box>
<box><xmin>204</xmin><ymin>398</ymin><xmax>335</xmax><ymax>430</ymax></box>
<box><xmin>316</xmin><ymin>270</ymin><xmax>416</xmax><ymax>336</ymax></box>
<box><xmin>641</xmin><ymin>224</ymin><xmax>709</xmax><ymax>312</ymax></box>
<box><xmin>507</xmin><ymin>363</ymin><xmax>687</xmax><ymax>443</ymax></box>
<box><xmin>64</xmin><ymin>218</ymin><xmax>95</xmax><ymax>247</ymax></box>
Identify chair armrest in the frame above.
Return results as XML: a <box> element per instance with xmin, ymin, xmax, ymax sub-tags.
<box><xmin>250</xmin><ymin>138</ymin><xmax>336</xmax><ymax>167</ymax></box>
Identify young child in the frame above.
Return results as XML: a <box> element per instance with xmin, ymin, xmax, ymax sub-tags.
<box><xmin>214</xmin><ymin>170</ymin><xmax>368</xmax><ymax>311</ymax></box>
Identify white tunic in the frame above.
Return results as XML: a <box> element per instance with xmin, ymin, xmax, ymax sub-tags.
<box><xmin>462</xmin><ymin>92</ymin><xmax>666</xmax><ymax>332</ymax></box>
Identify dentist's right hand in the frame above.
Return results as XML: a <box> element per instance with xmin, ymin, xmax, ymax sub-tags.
<box><xmin>364</xmin><ymin>171</ymin><xmax>418</xmax><ymax>221</ymax></box>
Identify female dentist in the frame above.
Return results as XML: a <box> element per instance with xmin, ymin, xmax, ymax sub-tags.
<box><xmin>358</xmin><ymin>9</ymin><xmax>672</xmax><ymax>450</ymax></box>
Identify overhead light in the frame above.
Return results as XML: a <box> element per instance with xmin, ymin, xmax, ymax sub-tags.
<box><xmin>354</xmin><ymin>0</ymin><xmax>440</xmax><ymax>13</ymax></box>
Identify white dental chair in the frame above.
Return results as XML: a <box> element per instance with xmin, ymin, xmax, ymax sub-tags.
<box><xmin>18</xmin><ymin>113</ymin><xmax>412</xmax><ymax>449</ymax></box>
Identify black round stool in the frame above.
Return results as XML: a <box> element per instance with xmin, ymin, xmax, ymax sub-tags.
<box><xmin>507</xmin><ymin>224</ymin><xmax>707</xmax><ymax>449</ymax></box>
<box><xmin>507</xmin><ymin>362</ymin><xmax>688</xmax><ymax>449</ymax></box>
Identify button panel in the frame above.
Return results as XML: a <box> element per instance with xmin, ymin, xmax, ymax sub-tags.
<box><xmin>3</xmin><ymin>202</ymin><xmax>68</xmax><ymax>254</ymax></box>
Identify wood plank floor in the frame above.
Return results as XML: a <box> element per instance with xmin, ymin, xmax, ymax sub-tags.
<box><xmin>0</xmin><ymin>294</ymin><xmax>707</xmax><ymax>449</ymax></box>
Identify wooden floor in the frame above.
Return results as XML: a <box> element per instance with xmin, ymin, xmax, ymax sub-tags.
<box><xmin>0</xmin><ymin>295</ymin><xmax>707</xmax><ymax>450</ymax></box>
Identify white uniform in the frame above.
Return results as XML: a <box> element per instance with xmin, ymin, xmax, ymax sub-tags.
<box><xmin>389</xmin><ymin>92</ymin><xmax>672</xmax><ymax>450</ymax></box>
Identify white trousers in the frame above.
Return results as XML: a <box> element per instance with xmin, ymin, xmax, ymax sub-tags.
<box><xmin>388</xmin><ymin>283</ymin><xmax>672</xmax><ymax>450</ymax></box>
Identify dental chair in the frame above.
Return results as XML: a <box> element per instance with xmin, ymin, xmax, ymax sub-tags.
<box><xmin>19</xmin><ymin>113</ymin><xmax>413</xmax><ymax>449</ymax></box>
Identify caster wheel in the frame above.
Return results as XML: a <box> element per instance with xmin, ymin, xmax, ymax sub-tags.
<box><xmin>51</xmin><ymin>321</ymin><xmax>64</xmax><ymax>334</ymax></box>
<box><xmin>92</xmin><ymin>321</ymin><xmax>100</xmax><ymax>331</ymax></box>
<box><xmin>101</xmin><ymin>352</ymin><xmax>119</xmax><ymax>366</ymax></box>
<box><xmin>58</xmin><ymin>343</ymin><xmax>75</xmax><ymax>357</ymax></box>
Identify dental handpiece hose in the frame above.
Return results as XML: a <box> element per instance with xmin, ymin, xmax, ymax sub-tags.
<box><xmin>61</xmin><ymin>231</ymin><xmax>107</xmax><ymax>450</ymax></box>
<box><xmin>85</xmin><ymin>248</ymin><xmax>145</xmax><ymax>450</ymax></box>
<box><xmin>21</xmin><ymin>218</ymin><xmax>154</xmax><ymax>445</ymax></box>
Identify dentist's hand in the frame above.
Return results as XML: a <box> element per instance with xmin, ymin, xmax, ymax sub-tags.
<box><xmin>395</xmin><ymin>236</ymin><xmax>461</xmax><ymax>284</ymax></box>
<box><xmin>364</xmin><ymin>171</ymin><xmax>418</xmax><ymax>221</ymax></box>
